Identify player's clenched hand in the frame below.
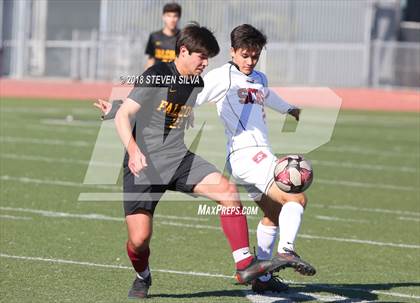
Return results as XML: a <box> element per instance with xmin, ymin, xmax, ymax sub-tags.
<box><xmin>127</xmin><ymin>145</ymin><xmax>148</xmax><ymax>177</ymax></box>
<box><xmin>93</xmin><ymin>99</ymin><xmax>112</xmax><ymax>115</ymax></box>
<box><xmin>288</xmin><ymin>108</ymin><xmax>301</xmax><ymax>121</ymax></box>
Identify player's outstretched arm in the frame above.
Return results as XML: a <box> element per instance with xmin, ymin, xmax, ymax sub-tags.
<box><xmin>114</xmin><ymin>99</ymin><xmax>147</xmax><ymax>176</ymax></box>
<box><xmin>93</xmin><ymin>99</ymin><xmax>123</xmax><ymax>120</ymax></box>
<box><xmin>265</xmin><ymin>88</ymin><xmax>300</xmax><ymax>121</ymax></box>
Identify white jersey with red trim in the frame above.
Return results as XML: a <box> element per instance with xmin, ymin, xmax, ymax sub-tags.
<box><xmin>196</xmin><ymin>62</ymin><xmax>294</xmax><ymax>155</ymax></box>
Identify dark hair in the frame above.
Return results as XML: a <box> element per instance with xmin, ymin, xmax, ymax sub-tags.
<box><xmin>163</xmin><ymin>2</ymin><xmax>182</xmax><ymax>17</ymax></box>
<box><xmin>230</xmin><ymin>24</ymin><xmax>267</xmax><ymax>52</ymax></box>
<box><xmin>175</xmin><ymin>24</ymin><xmax>220</xmax><ymax>58</ymax></box>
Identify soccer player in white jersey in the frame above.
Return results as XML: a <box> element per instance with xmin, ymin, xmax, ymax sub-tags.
<box><xmin>195</xmin><ymin>24</ymin><xmax>316</xmax><ymax>293</ymax></box>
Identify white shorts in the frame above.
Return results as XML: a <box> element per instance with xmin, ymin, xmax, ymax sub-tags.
<box><xmin>228</xmin><ymin>147</ymin><xmax>277</xmax><ymax>200</ymax></box>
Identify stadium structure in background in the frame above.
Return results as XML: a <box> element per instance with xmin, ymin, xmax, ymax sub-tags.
<box><xmin>0</xmin><ymin>0</ymin><xmax>419</xmax><ymax>88</ymax></box>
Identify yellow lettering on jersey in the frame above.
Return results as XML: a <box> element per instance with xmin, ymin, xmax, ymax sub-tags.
<box><xmin>156</xmin><ymin>100</ymin><xmax>168</xmax><ymax>111</ymax></box>
<box><xmin>156</xmin><ymin>100</ymin><xmax>193</xmax><ymax>128</ymax></box>
<box><xmin>154</xmin><ymin>48</ymin><xmax>176</xmax><ymax>62</ymax></box>
<box><xmin>165</xmin><ymin>102</ymin><xmax>173</xmax><ymax>114</ymax></box>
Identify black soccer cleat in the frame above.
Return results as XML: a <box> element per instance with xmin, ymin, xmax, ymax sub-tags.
<box><xmin>128</xmin><ymin>274</ymin><xmax>152</xmax><ymax>299</ymax></box>
<box><xmin>251</xmin><ymin>274</ymin><xmax>289</xmax><ymax>294</ymax></box>
<box><xmin>234</xmin><ymin>257</ymin><xmax>282</xmax><ymax>284</ymax></box>
<box><xmin>272</xmin><ymin>248</ymin><xmax>316</xmax><ymax>276</ymax></box>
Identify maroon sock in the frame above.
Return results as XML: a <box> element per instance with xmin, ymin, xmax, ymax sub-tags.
<box><xmin>126</xmin><ymin>241</ymin><xmax>150</xmax><ymax>273</ymax></box>
<box><xmin>220</xmin><ymin>207</ymin><xmax>253</xmax><ymax>270</ymax></box>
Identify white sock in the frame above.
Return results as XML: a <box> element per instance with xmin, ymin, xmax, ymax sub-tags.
<box><xmin>256</xmin><ymin>221</ymin><xmax>278</xmax><ymax>282</ymax></box>
<box><xmin>136</xmin><ymin>266</ymin><xmax>150</xmax><ymax>280</ymax></box>
<box><xmin>278</xmin><ymin>202</ymin><xmax>304</xmax><ymax>253</ymax></box>
<box><xmin>256</xmin><ymin>221</ymin><xmax>278</xmax><ymax>260</ymax></box>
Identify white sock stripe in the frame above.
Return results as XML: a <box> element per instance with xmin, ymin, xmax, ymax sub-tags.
<box><xmin>136</xmin><ymin>267</ymin><xmax>150</xmax><ymax>280</ymax></box>
<box><xmin>232</xmin><ymin>247</ymin><xmax>251</xmax><ymax>263</ymax></box>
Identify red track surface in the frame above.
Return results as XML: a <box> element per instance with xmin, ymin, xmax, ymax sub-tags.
<box><xmin>1</xmin><ymin>78</ymin><xmax>419</xmax><ymax>112</ymax></box>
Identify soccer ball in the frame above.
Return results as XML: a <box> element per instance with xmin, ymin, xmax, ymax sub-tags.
<box><xmin>274</xmin><ymin>155</ymin><xmax>313</xmax><ymax>193</ymax></box>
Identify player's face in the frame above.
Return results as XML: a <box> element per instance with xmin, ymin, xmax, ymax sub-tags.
<box><xmin>162</xmin><ymin>12</ymin><xmax>180</xmax><ymax>31</ymax></box>
<box><xmin>177</xmin><ymin>46</ymin><xmax>209</xmax><ymax>75</ymax></box>
<box><xmin>187</xmin><ymin>52</ymin><xmax>209</xmax><ymax>75</ymax></box>
<box><xmin>230</xmin><ymin>47</ymin><xmax>261</xmax><ymax>75</ymax></box>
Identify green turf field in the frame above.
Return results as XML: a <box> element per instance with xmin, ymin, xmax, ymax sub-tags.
<box><xmin>0</xmin><ymin>97</ymin><xmax>419</xmax><ymax>302</ymax></box>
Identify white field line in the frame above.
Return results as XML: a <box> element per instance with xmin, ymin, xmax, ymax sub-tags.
<box><xmin>318</xmin><ymin>145</ymin><xmax>420</xmax><ymax>158</ymax></box>
<box><xmin>3</xmin><ymin>123</ymin><xmax>98</xmax><ymax>135</ymax></box>
<box><xmin>0</xmin><ymin>253</ymin><xmax>232</xmax><ymax>278</ymax></box>
<box><xmin>160</xmin><ymin>221</ymin><xmax>221</xmax><ymax>230</ymax></box>
<box><xmin>336</xmin><ymin>116</ymin><xmax>420</xmax><ymax>127</ymax></box>
<box><xmin>314</xmin><ymin>215</ymin><xmax>368</xmax><ymax>223</ymax></box>
<box><xmin>0</xmin><ymin>206</ymin><xmax>207</xmax><ymax>222</ymax></box>
<box><xmin>0</xmin><ymin>214</ymin><xmax>32</xmax><ymax>220</ymax></box>
<box><xmin>0</xmin><ymin>136</ymin><xmax>120</xmax><ymax>149</ymax></box>
<box><xmin>156</xmin><ymin>214</ymin><xmax>209</xmax><ymax>222</ymax></box>
<box><xmin>0</xmin><ymin>107</ymin><xmax>94</xmax><ymax>115</ymax></box>
<box><xmin>1</xmin><ymin>252</ymin><xmax>419</xmax><ymax>301</ymax></box>
<box><xmin>244</xmin><ymin>290</ymin><xmax>352</xmax><ymax>303</ymax></box>
<box><xmin>312</xmin><ymin>204</ymin><xmax>420</xmax><ymax>217</ymax></box>
<box><xmin>1</xmin><ymin>152</ymin><xmax>416</xmax><ymax>174</ymax></box>
<box><xmin>1</xmin><ymin>173</ymin><xmax>418</xmax><ymax>219</ymax></box>
<box><xmin>1</xmin><ymin>154</ymin><xmax>120</xmax><ymax>167</ymax></box>
<box><xmin>398</xmin><ymin>216</ymin><xmax>420</xmax><ymax>222</ymax></box>
<box><xmin>40</xmin><ymin>118</ymin><xmax>100</xmax><ymax>127</ymax></box>
<box><xmin>317</xmin><ymin>178</ymin><xmax>418</xmax><ymax>192</ymax></box>
<box><xmin>3</xmin><ymin>134</ymin><xmax>419</xmax><ymax>159</ymax></box>
<box><xmin>3</xmin><ymin>106</ymin><xmax>419</xmax><ymax>126</ymax></box>
<box><xmin>1</xmin><ymin>206</ymin><xmax>419</xmax><ymax>249</ymax></box>
<box><xmin>0</xmin><ymin>175</ymin><xmax>121</xmax><ymax>191</ymax></box>
<box><xmin>0</xmin><ymin>253</ymin><xmax>232</xmax><ymax>279</ymax></box>
<box><xmin>297</xmin><ymin>234</ymin><xmax>420</xmax><ymax>249</ymax></box>
<box><xmin>0</xmin><ymin>136</ymin><xmax>91</xmax><ymax>147</ymax></box>
<box><xmin>310</xmin><ymin>284</ymin><xmax>420</xmax><ymax>301</ymax></box>
<box><xmin>310</xmin><ymin>159</ymin><xmax>417</xmax><ymax>173</ymax></box>
<box><xmin>1</xmin><ymin>172</ymin><xmax>416</xmax><ymax>196</ymax></box>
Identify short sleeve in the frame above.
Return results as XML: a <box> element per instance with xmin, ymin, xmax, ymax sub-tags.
<box><xmin>195</xmin><ymin>70</ymin><xmax>228</xmax><ymax>107</ymax></box>
<box><xmin>127</xmin><ymin>68</ymin><xmax>159</xmax><ymax>106</ymax></box>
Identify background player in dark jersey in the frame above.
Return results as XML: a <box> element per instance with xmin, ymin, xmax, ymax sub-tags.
<box><xmin>114</xmin><ymin>25</ymin><xmax>281</xmax><ymax>299</ymax></box>
<box><xmin>144</xmin><ymin>2</ymin><xmax>181</xmax><ymax>69</ymax></box>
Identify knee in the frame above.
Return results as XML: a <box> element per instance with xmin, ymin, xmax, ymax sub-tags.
<box><xmin>128</xmin><ymin>232</ymin><xmax>152</xmax><ymax>252</ymax></box>
<box><xmin>261</xmin><ymin>215</ymin><xmax>278</xmax><ymax>226</ymax></box>
<box><xmin>219</xmin><ymin>181</ymin><xmax>241</xmax><ymax>207</ymax></box>
<box><xmin>291</xmin><ymin>193</ymin><xmax>307</xmax><ymax>208</ymax></box>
